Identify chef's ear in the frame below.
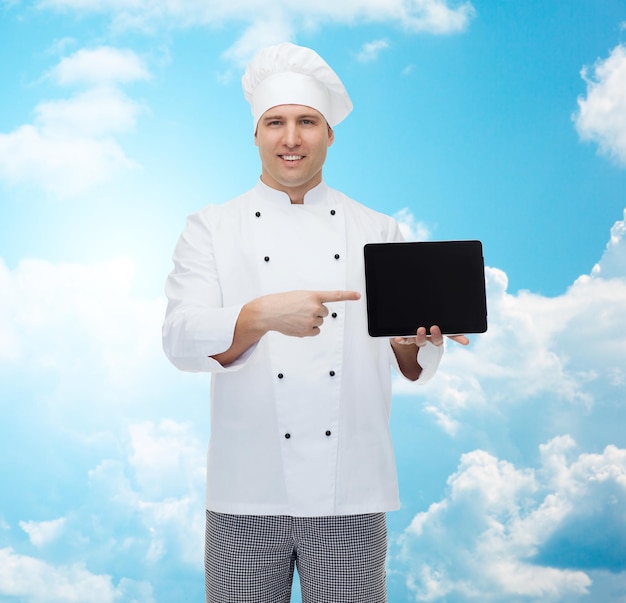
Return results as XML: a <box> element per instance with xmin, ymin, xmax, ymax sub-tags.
<box><xmin>327</xmin><ymin>124</ymin><xmax>334</xmax><ymax>147</ymax></box>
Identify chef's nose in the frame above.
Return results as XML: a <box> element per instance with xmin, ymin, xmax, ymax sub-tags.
<box><xmin>283</xmin><ymin>123</ymin><xmax>301</xmax><ymax>148</ymax></box>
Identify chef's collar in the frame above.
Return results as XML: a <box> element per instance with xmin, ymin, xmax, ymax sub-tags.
<box><xmin>255</xmin><ymin>178</ymin><xmax>330</xmax><ymax>206</ymax></box>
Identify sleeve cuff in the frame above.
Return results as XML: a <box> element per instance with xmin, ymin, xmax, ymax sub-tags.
<box><xmin>416</xmin><ymin>341</ymin><xmax>444</xmax><ymax>384</ymax></box>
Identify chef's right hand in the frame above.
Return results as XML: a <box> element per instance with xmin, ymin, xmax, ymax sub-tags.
<box><xmin>256</xmin><ymin>290</ymin><xmax>361</xmax><ymax>337</ymax></box>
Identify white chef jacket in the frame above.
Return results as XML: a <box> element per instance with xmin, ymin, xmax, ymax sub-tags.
<box><xmin>162</xmin><ymin>179</ymin><xmax>443</xmax><ymax>517</ymax></box>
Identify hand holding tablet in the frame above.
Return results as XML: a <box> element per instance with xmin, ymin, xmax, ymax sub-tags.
<box><xmin>393</xmin><ymin>325</ymin><xmax>470</xmax><ymax>347</ymax></box>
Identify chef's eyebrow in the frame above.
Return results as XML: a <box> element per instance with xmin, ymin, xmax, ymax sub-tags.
<box><xmin>262</xmin><ymin>112</ymin><xmax>321</xmax><ymax>121</ymax></box>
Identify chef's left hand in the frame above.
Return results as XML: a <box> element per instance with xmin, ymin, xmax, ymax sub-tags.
<box><xmin>393</xmin><ymin>325</ymin><xmax>470</xmax><ymax>347</ymax></box>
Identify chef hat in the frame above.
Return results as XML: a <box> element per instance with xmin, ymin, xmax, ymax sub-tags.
<box><xmin>242</xmin><ymin>42</ymin><xmax>353</xmax><ymax>130</ymax></box>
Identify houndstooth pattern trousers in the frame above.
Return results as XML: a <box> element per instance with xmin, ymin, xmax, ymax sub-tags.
<box><xmin>205</xmin><ymin>511</ymin><xmax>388</xmax><ymax>602</ymax></box>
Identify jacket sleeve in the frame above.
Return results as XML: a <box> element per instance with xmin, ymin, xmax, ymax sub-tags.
<box><xmin>162</xmin><ymin>208</ymin><xmax>257</xmax><ymax>373</ymax></box>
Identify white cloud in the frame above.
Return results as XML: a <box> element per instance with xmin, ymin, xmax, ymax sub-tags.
<box><xmin>127</xmin><ymin>421</ymin><xmax>206</xmax><ymax>567</ymax></box>
<box><xmin>0</xmin><ymin>46</ymin><xmax>149</xmax><ymax>198</ymax></box>
<box><xmin>356</xmin><ymin>39</ymin><xmax>390</xmax><ymax>63</ymax></box>
<box><xmin>394</xmin><ymin>207</ymin><xmax>432</xmax><ymax>241</ymax></box>
<box><xmin>0</xmin><ymin>256</ymin><xmax>168</xmax><ymax>427</ymax></box>
<box><xmin>0</xmin><ymin>548</ymin><xmax>154</xmax><ymax>603</ymax></box>
<box><xmin>220</xmin><ymin>19</ymin><xmax>295</xmax><ymax>67</ymax></box>
<box><xmin>395</xmin><ymin>435</ymin><xmax>626</xmax><ymax>602</ymax></box>
<box><xmin>591</xmin><ymin>208</ymin><xmax>626</xmax><ymax>279</ymax></box>
<box><xmin>397</xmin><ymin>0</ymin><xmax>475</xmax><ymax>34</ymax></box>
<box><xmin>32</xmin><ymin>0</ymin><xmax>474</xmax><ymax>62</ymax></box>
<box><xmin>394</xmin><ymin>230</ymin><xmax>626</xmax><ymax>433</ymax></box>
<box><xmin>19</xmin><ymin>518</ymin><xmax>67</xmax><ymax>548</ymax></box>
<box><xmin>0</xmin><ymin>256</ymin><xmax>155</xmax><ymax>362</ymax></box>
<box><xmin>46</xmin><ymin>36</ymin><xmax>78</xmax><ymax>57</ymax></box>
<box><xmin>0</xmin><ymin>124</ymin><xmax>135</xmax><ymax>198</ymax></box>
<box><xmin>137</xmin><ymin>495</ymin><xmax>205</xmax><ymax>568</ymax></box>
<box><xmin>84</xmin><ymin>420</ymin><xmax>207</xmax><ymax>569</ymax></box>
<box><xmin>2</xmin><ymin>419</ymin><xmax>207</xmax><ymax>597</ymax></box>
<box><xmin>35</xmin><ymin>88</ymin><xmax>142</xmax><ymax>138</ymax></box>
<box><xmin>128</xmin><ymin>420</ymin><xmax>206</xmax><ymax>502</ymax></box>
<box><xmin>575</xmin><ymin>44</ymin><xmax>626</xmax><ymax>166</ymax></box>
<box><xmin>49</xmin><ymin>46</ymin><xmax>151</xmax><ymax>87</ymax></box>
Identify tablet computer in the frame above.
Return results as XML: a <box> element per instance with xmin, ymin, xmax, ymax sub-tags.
<box><xmin>364</xmin><ymin>240</ymin><xmax>488</xmax><ymax>337</ymax></box>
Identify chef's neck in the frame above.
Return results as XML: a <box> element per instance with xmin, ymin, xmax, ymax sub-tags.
<box><xmin>260</xmin><ymin>173</ymin><xmax>324</xmax><ymax>205</ymax></box>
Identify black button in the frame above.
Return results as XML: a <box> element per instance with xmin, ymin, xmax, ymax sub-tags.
<box><xmin>331</xmin><ymin>312</ymin><xmax>337</xmax><ymax>319</ymax></box>
<box><xmin>329</xmin><ymin>370</ymin><xmax>336</xmax><ymax>377</ymax></box>
<box><xmin>330</xmin><ymin>209</ymin><xmax>336</xmax><ymax>216</ymax></box>
<box><xmin>334</xmin><ymin>254</ymin><xmax>340</xmax><ymax>260</ymax></box>
<box><xmin>264</xmin><ymin>256</ymin><xmax>270</xmax><ymax>262</ymax></box>
<box><xmin>255</xmin><ymin>211</ymin><xmax>261</xmax><ymax>217</ymax></box>
<box><xmin>278</xmin><ymin>373</ymin><xmax>284</xmax><ymax>379</ymax></box>
<box><xmin>285</xmin><ymin>433</ymin><xmax>291</xmax><ymax>439</ymax></box>
<box><xmin>325</xmin><ymin>430</ymin><xmax>332</xmax><ymax>437</ymax></box>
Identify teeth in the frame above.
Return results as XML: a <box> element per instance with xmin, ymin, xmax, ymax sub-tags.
<box><xmin>282</xmin><ymin>155</ymin><xmax>302</xmax><ymax>161</ymax></box>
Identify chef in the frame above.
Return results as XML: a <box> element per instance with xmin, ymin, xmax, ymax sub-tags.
<box><xmin>162</xmin><ymin>42</ymin><xmax>468</xmax><ymax>603</ymax></box>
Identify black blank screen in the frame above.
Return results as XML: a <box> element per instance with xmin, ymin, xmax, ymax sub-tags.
<box><xmin>364</xmin><ymin>241</ymin><xmax>488</xmax><ymax>336</ymax></box>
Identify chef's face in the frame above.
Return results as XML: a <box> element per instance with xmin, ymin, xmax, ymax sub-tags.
<box><xmin>255</xmin><ymin>104</ymin><xmax>334</xmax><ymax>204</ymax></box>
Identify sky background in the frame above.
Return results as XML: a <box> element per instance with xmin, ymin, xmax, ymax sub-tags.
<box><xmin>1</xmin><ymin>0</ymin><xmax>626</xmax><ymax>602</ymax></box>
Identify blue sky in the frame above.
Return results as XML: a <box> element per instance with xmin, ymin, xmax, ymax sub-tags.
<box><xmin>1</xmin><ymin>0</ymin><xmax>626</xmax><ymax>601</ymax></box>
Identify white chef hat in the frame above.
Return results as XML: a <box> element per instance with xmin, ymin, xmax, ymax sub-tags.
<box><xmin>242</xmin><ymin>42</ymin><xmax>353</xmax><ymax>130</ymax></box>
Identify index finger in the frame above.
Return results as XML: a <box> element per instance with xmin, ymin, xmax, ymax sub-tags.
<box><xmin>447</xmin><ymin>334</ymin><xmax>470</xmax><ymax>346</ymax></box>
<box><xmin>316</xmin><ymin>290</ymin><xmax>362</xmax><ymax>303</ymax></box>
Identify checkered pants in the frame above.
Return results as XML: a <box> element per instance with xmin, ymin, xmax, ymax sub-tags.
<box><xmin>205</xmin><ymin>511</ymin><xmax>387</xmax><ymax>602</ymax></box>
